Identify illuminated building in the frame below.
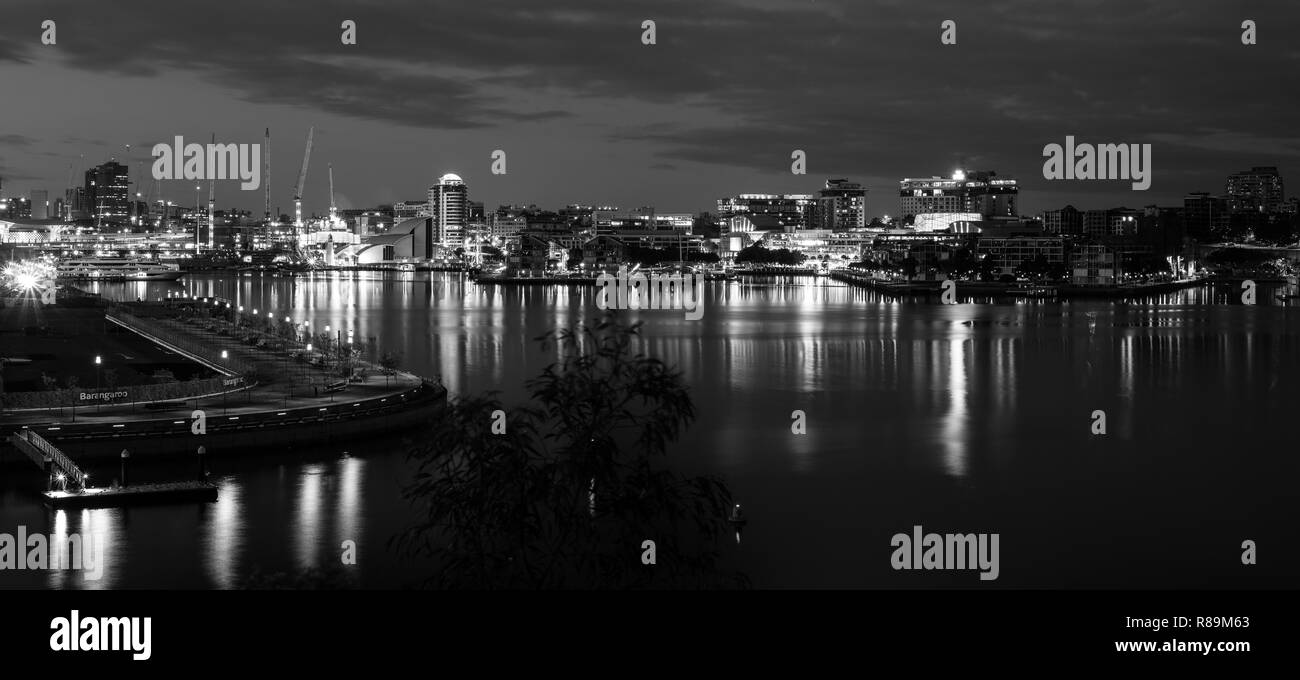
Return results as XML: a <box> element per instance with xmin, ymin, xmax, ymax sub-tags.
<box><xmin>392</xmin><ymin>200</ymin><xmax>427</xmax><ymax>223</ymax></box>
<box><xmin>1070</xmin><ymin>244</ymin><xmax>1119</xmax><ymax>285</ymax></box>
<box><xmin>0</xmin><ymin>196</ymin><xmax>31</xmax><ymax>219</ymax></box>
<box><xmin>899</xmin><ymin>170</ymin><xmax>1018</xmax><ymax>222</ymax></box>
<box><xmin>592</xmin><ymin>208</ymin><xmax>698</xmax><ymax>252</ymax></box>
<box><xmin>716</xmin><ymin>193</ymin><xmax>817</xmax><ymax>231</ymax></box>
<box><xmin>427</xmin><ymin>173</ymin><xmax>467</xmax><ymax>249</ymax></box>
<box><xmin>1226</xmin><ymin>166</ymin><xmax>1284</xmax><ymax>213</ymax></box>
<box><xmin>817</xmin><ymin>178</ymin><xmax>867</xmax><ymax>230</ymax></box>
<box><xmin>976</xmin><ymin>236</ymin><xmax>1065</xmax><ymax>277</ymax></box>
<box><xmin>85</xmin><ymin>161</ymin><xmax>130</xmax><ymax>229</ymax></box>
<box><xmin>912</xmin><ymin>212</ymin><xmax>982</xmax><ymax>233</ymax></box>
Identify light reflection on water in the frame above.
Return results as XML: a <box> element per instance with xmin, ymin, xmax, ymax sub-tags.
<box><xmin>4</xmin><ymin>272</ymin><xmax>1295</xmax><ymax>588</ymax></box>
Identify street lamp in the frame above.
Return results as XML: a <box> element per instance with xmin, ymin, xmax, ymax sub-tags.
<box><xmin>94</xmin><ymin>355</ymin><xmax>102</xmax><ymax>413</ymax></box>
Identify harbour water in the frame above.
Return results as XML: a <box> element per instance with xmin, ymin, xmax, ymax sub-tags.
<box><xmin>2</xmin><ymin>272</ymin><xmax>1298</xmax><ymax>588</ymax></box>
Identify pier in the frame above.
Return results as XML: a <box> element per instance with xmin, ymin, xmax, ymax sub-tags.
<box><xmin>8</xmin><ymin>428</ymin><xmax>217</xmax><ymax>508</ymax></box>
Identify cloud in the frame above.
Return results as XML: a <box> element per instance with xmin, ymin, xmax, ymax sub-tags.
<box><xmin>0</xmin><ymin>0</ymin><xmax>1294</xmax><ymax>212</ymax></box>
<box><xmin>0</xmin><ymin>134</ymin><xmax>35</xmax><ymax>147</ymax></box>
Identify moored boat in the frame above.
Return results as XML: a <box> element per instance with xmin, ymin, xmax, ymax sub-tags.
<box><xmin>1007</xmin><ymin>286</ymin><xmax>1057</xmax><ymax>298</ymax></box>
<box><xmin>56</xmin><ymin>257</ymin><xmax>184</xmax><ymax>281</ymax></box>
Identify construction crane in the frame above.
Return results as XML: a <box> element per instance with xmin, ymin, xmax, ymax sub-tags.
<box><xmin>328</xmin><ymin>163</ymin><xmax>337</xmax><ymax>225</ymax></box>
<box><xmin>207</xmin><ymin>133</ymin><xmax>216</xmax><ymax>250</ymax></box>
<box><xmin>293</xmin><ymin>126</ymin><xmax>314</xmax><ymax>251</ymax></box>
<box><xmin>263</xmin><ymin>128</ymin><xmax>271</xmax><ymax>225</ymax></box>
<box><xmin>324</xmin><ymin>163</ymin><xmax>339</xmax><ymax>266</ymax></box>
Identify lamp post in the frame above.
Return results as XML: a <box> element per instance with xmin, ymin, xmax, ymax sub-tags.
<box><xmin>120</xmin><ymin>449</ymin><xmax>129</xmax><ymax>488</ymax></box>
<box><xmin>94</xmin><ymin>355</ymin><xmax>102</xmax><ymax>413</ymax></box>
<box><xmin>221</xmin><ymin>350</ymin><xmax>229</xmax><ymax>414</ymax></box>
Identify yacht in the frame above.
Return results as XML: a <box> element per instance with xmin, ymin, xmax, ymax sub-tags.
<box><xmin>56</xmin><ymin>257</ymin><xmax>184</xmax><ymax>281</ymax></box>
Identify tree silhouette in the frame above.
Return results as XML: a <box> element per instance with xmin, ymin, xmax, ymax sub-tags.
<box><xmin>394</xmin><ymin>316</ymin><xmax>746</xmax><ymax>589</ymax></box>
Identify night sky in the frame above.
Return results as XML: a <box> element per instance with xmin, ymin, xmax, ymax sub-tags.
<box><xmin>0</xmin><ymin>0</ymin><xmax>1296</xmax><ymax>218</ymax></box>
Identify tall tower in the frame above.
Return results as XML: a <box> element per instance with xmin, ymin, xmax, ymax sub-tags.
<box><xmin>85</xmin><ymin>161</ymin><xmax>130</xmax><ymax>229</ymax></box>
<box><xmin>426</xmin><ymin>173</ymin><xmax>467</xmax><ymax>258</ymax></box>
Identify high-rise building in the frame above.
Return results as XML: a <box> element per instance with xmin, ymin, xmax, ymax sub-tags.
<box><xmin>817</xmin><ymin>178</ymin><xmax>867</xmax><ymax>230</ymax></box>
<box><xmin>85</xmin><ymin>160</ymin><xmax>130</xmax><ymax>228</ymax></box>
<box><xmin>899</xmin><ymin>170</ymin><xmax>1018</xmax><ymax>221</ymax></box>
<box><xmin>717</xmin><ymin>193</ymin><xmax>816</xmax><ymax>231</ymax></box>
<box><xmin>1183</xmin><ymin>192</ymin><xmax>1229</xmax><ymax>239</ymax></box>
<box><xmin>0</xmin><ymin>196</ymin><xmax>30</xmax><ymax>219</ymax></box>
<box><xmin>66</xmin><ymin>187</ymin><xmax>91</xmax><ymax>221</ymax></box>
<box><xmin>427</xmin><ymin>172</ymin><xmax>468</xmax><ymax>250</ymax></box>
<box><xmin>30</xmin><ymin>189</ymin><xmax>48</xmax><ymax>219</ymax></box>
<box><xmin>1226</xmin><ymin>166</ymin><xmax>1284</xmax><ymax>213</ymax></box>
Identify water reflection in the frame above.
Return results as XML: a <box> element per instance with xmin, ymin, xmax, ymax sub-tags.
<box><xmin>38</xmin><ymin>273</ymin><xmax>1299</xmax><ymax>588</ymax></box>
<box><xmin>46</xmin><ymin>507</ymin><xmax>116</xmax><ymax>590</ymax></box>
<box><xmin>335</xmin><ymin>455</ymin><xmax>365</xmax><ymax>560</ymax></box>
<box><xmin>204</xmin><ymin>477</ymin><xmax>242</xmax><ymax>590</ymax></box>
<box><xmin>295</xmin><ymin>464</ymin><xmax>325</xmax><ymax>570</ymax></box>
<box><xmin>942</xmin><ymin>338</ymin><xmax>969</xmax><ymax>478</ymax></box>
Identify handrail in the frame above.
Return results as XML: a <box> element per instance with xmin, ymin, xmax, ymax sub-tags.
<box><xmin>18</xmin><ymin>430</ymin><xmax>86</xmax><ymax>486</ymax></box>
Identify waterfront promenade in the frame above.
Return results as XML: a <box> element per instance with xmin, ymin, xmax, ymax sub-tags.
<box><xmin>830</xmin><ymin>269</ymin><xmax>1211</xmax><ymax>298</ymax></box>
<box><xmin>0</xmin><ymin>298</ymin><xmax>446</xmax><ymax>463</ymax></box>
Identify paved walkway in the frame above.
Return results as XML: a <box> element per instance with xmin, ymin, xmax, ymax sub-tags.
<box><xmin>2</xmin><ymin>306</ymin><xmax>424</xmax><ymax>427</ymax></box>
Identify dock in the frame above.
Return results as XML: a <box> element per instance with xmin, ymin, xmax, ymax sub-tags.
<box><xmin>472</xmin><ymin>275</ymin><xmax>596</xmax><ymax>286</ymax></box>
<box><xmin>8</xmin><ymin>429</ymin><xmax>218</xmax><ymax>508</ymax></box>
<box><xmin>44</xmin><ymin>481</ymin><xmax>218</xmax><ymax>509</ymax></box>
<box><xmin>830</xmin><ymin>270</ymin><xmax>1211</xmax><ymax>298</ymax></box>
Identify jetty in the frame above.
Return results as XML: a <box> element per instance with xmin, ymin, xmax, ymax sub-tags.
<box><xmin>8</xmin><ymin>429</ymin><xmax>217</xmax><ymax>508</ymax></box>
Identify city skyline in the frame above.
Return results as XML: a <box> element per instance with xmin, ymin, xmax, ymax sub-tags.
<box><xmin>1</xmin><ymin>0</ymin><xmax>1298</xmax><ymax>217</ymax></box>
